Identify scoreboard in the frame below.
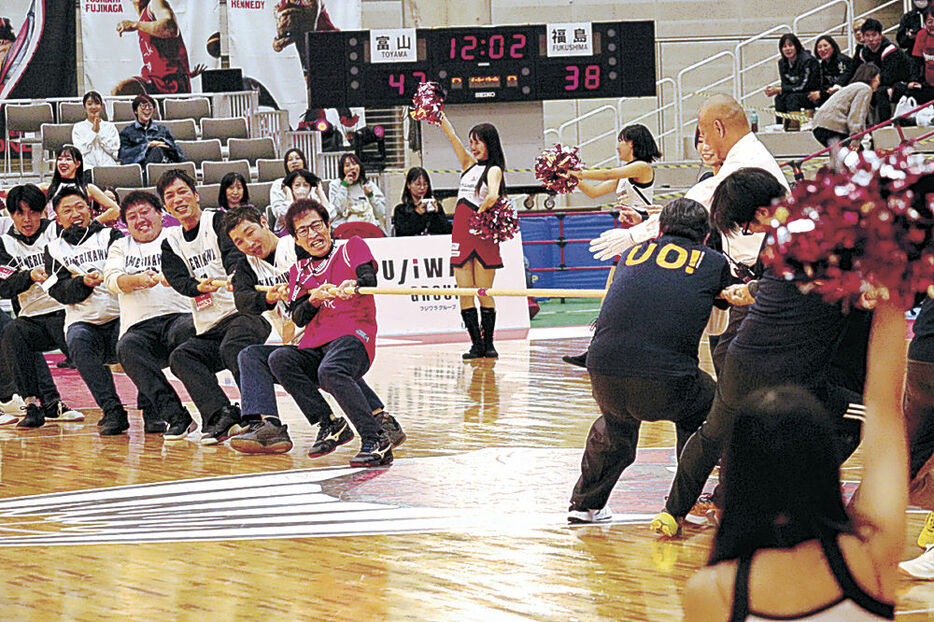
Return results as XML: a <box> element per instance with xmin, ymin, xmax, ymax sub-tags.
<box><xmin>304</xmin><ymin>21</ymin><xmax>656</xmax><ymax>107</ymax></box>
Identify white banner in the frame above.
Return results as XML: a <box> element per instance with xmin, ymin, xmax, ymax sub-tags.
<box><xmin>369</xmin><ymin>28</ymin><xmax>417</xmax><ymax>64</ymax></box>
<box><xmin>546</xmin><ymin>22</ymin><xmax>594</xmax><ymax>57</ymax></box>
<box><xmin>366</xmin><ymin>234</ymin><xmax>530</xmax><ymax>337</ymax></box>
<box><xmin>80</xmin><ymin>0</ymin><xmax>220</xmax><ymax>96</ymax></box>
<box><xmin>227</xmin><ymin>0</ymin><xmax>362</xmax><ymax>129</ymax></box>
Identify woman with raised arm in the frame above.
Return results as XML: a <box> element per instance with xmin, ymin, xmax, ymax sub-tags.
<box><xmin>437</xmin><ymin>114</ymin><xmax>507</xmax><ymax>359</ymax></box>
<box><xmin>682</xmin><ymin>301</ymin><xmax>906</xmax><ymax>621</ymax></box>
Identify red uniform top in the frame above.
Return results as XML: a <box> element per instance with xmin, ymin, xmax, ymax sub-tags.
<box><xmin>137</xmin><ymin>2</ymin><xmax>191</xmax><ymax>93</ymax></box>
<box><xmin>288</xmin><ymin>236</ymin><xmax>378</xmax><ymax>362</ymax></box>
<box><xmin>914</xmin><ymin>29</ymin><xmax>934</xmax><ymax>86</ymax></box>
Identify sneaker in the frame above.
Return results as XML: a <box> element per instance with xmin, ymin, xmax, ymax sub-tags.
<box><xmin>99</xmin><ymin>408</ymin><xmax>130</xmax><ymax>436</ymax></box>
<box><xmin>568</xmin><ymin>505</ymin><xmax>613</xmax><ymax>524</ymax></box>
<box><xmin>43</xmin><ymin>400</ymin><xmax>85</xmax><ymax>422</ymax></box>
<box><xmin>685</xmin><ymin>494</ymin><xmax>718</xmax><ymax>527</ymax></box>
<box><xmin>164</xmin><ymin>412</ymin><xmax>197</xmax><ymax>441</ymax></box>
<box><xmin>144</xmin><ymin>418</ymin><xmax>167</xmax><ymax>434</ymax></box>
<box><xmin>901</xmin><ymin>545</ymin><xmax>934</xmax><ymax>580</ymax></box>
<box><xmin>230</xmin><ymin>419</ymin><xmax>294</xmax><ymax>454</ymax></box>
<box><xmin>0</xmin><ymin>413</ymin><xmax>19</xmax><ymax>425</ymax></box>
<box><xmin>349</xmin><ymin>433</ymin><xmax>393</xmax><ymax>467</ymax></box>
<box><xmin>16</xmin><ymin>403</ymin><xmax>44</xmax><ymax>428</ymax></box>
<box><xmin>376</xmin><ymin>412</ymin><xmax>406</xmax><ymax>448</ymax></box>
<box><xmin>919</xmin><ymin>511</ymin><xmax>934</xmax><ymax>548</ymax></box>
<box><xmin>308</xmin><ymin>417</ymin><xmax>354</xmax><ymax>458</ymax></box>
<box><xmin>200</xmin><ymin>404</ymin><xmax>241</xmax><ymax>446</ymax></box>
<box><xmin>1</xmin><ymin>395</ymin><xmax>25</xmax><ymax>416</ymax></box>
<box><xmin>650</xmin><ymin>511</ymin><xmax>683</xmax><ymax>538</ymax></box>
<box><xmin>562</xmin><ymin>352</ymin><xmax>588</xmax><ymax>368</ymax></box>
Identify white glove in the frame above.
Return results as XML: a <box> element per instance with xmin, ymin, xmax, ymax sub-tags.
<box><xmin>589</xmin><ymin>228</ymin><xmax>635</xmax><ymax>261</ymax></box>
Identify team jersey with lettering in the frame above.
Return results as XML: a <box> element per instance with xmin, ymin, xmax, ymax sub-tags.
<box><xmin>0</xmin><ymin>220</ymin><xmax>63</xmax><ymax>317</ymax></box>
<box><xmin>45</xmin><ymin>223</ymin><xmax>121</xmax><ymax>330</ymax></box>
<box><xmin>162</xmin><ymin>209</ymin><xmax>237</xmax><ymax>334</ymax></box>
<box><xmin>588</xmin><ymin>234</ymin><xmax>731</xmax><ymax>378</ymax></box>
<box><xmin>103</xmin><ymin>228</ymin><xmax>192</xmax><ymax>336</ymax></box>
<box><xmin>287</xmin><ymin>237</ymin><xmax>378</xmax><ymax>361</ymax></box>
<box><xmin>137</xmin><ymin>3</ymin><xmax>191</xmax><ymax>93</ymax></box>
<box><xmin>239</xmin><ymin>236</ymin><xmax>302</xmax><ymax>343</ymax></box>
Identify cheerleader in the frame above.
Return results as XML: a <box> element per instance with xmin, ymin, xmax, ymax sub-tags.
<box><xmin>438</xmin><ymin>114</ymin><xmax>507</xmax><ymax>359</ymax></box>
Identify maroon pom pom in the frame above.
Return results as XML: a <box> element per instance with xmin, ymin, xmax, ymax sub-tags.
<box><xmin>468</xmin><ymin>197</ymin><xmax>519</xmax><ymax>243</ymax></box>
<box><xmin>762</xmin><ymin>146</ymin><xmax>934</xmax><ymax>307</ymax></box>
<box><xmin>535</xmin><ymin>144</ymin><xmax>583</xmax><ymax>194</ymax></box>
<box><xmin>409</xmin><ymin>82</ymin><xmax>445</xmax><ymax>126</ymax></box>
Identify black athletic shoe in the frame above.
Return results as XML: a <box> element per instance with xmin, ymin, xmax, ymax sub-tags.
<box><xmin>42</xmin><ymin>400</ymin><xmax>85</xmax><ymax>422</ymax></box>
<box><xmin>144</xmin><ymin>418</ymin><xmax>168</xmax><ymax>434</ymax></box>
<box><xmin>164</xmin><ymin>412</ymin><xmax>197</xmax><ymax>441</ymax></box>
<box><xmin>230</xmin><ymin>419</ymin><xmax>293</xmax><ymax>454</ymax></box>
<box><xmin>99</xmin><ymin>408</ymin><xmax>130</xmax><ymax>436</ymax></box>
<box><xmin>200</xmin><ymin>404</ymin><xmax>242</xmax><ymax>446</ymax></box>
<box><xmin>308</xmin><ymin>417</ymin><xmax>354</xmax><ymax>458</ymax></box>
<box><xmin>16</xmin><ymin>404</ymin><xmax>44</xmax><ymax>428</ymax></box>
<box><xmin>375</xmin><ymin>412</ymin><xmax>406</xmax><ymax>448</ymax></box>
<box><xmin>562</xmin><ymin>352</ymin><xmax>588</xmax><ymax>368</ymax></box>
<box><xmin>56</xmin><ymin>358</ymin><xmax>76</xmax><ymax>369</ymax></box>
<box><xmin>350</xmin><ymin>433</ymin><xmax>393</xmax><ymax>467</ymax></box>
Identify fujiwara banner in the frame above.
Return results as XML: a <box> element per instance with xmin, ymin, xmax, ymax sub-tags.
<box><xmin>1</xmin><ymin>0</ymin><xmax>77</xmax><ymax>100</ymax></box>
<box><xmin>79</xmin><ymin>0</ymin><xmax>220</xmax><ymax>96</ymax></box>
<box><xmin>227</xmin><ymin>0</ymin><xmax>362</xmax><ymax>129</ymax></box>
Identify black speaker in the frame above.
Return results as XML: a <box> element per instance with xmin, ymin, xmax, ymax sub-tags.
<box><xmin>201</xmin><ymin>68</ymin><xmax>244</xmax><ymax>93</ymax></box>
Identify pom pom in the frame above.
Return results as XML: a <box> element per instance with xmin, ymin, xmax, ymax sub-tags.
<box><xmin>468</xmin><ymin>197</ymin><xmax>519</xmax><ymax>243</ymax></box>
<box><xmin>409</xmin><ymin>82</ymin><xmax>446</xmax><ymax>126</ymax></box>
<box><xmin>761</xmin><ymin>146</ymin><xmax>934</xmax><ymax>307</ymax></box>
<box><xmin>534</xmin><ymin>144</ymin><xmax>583</xmax><ymax>194</ymax></box>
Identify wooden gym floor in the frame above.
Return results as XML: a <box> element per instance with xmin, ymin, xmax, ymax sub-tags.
<box><xmin>0</xmin><ymin>327</ymin><xmax>932</xmax><ymax>621</ymax></box>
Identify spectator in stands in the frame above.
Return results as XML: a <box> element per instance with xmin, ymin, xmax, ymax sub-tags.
<box><xmin>809</xmin><ymin>36</ymin><xmax>857</xmax><ymax>105</ymax></box>
<box><xmin>268</xmin><ymin>147</ymin><xmax>310</xmax><ymax>233</ymax></box>
<box><xmin>907</xmin><ymin>7</ymin><xmax>934</xmax><ymax>105</ymax></box>
<box><xmin>218</xmin><ymin>172</ymin><xmax>250</xmax><ymax>211</ymax></box>
<box><xmin>695</xmin><ymin>128</ymin><xmax>722</xmax><ymax>181</ymax></box>
<box><xmin>899</xmin><ymin>0</ymin><xmax>932</xmax><ymax>54</ymax></box>
<box><xmin>280</xmin><ymin>169</ymin><xmax>330</xmax><ymax>225</ymax></box>
<box><xmin>683</xmin><ymin>305</ymin><xmax>905</xmax><ymax>622</ymax></box>
<box><xmin>328</xmin><ymin>153</ymin><xmax>388</xmax><ymax>234</ymax></box>
<box><xmin>857</xmin><ymin>18</ymin><xmax>911</xmax><ymax>121</ymax></box>
<box><xmin>812</xmin><ymin>63</ymin><xmax>881</xmax><ymax>147</ymax></box>
<box><xmin>764</xmin><ymin>34</ymin><xmax>821</xmax><ymax>130</ymax></box>
<box><xmin>42</xmin><ymin>147</ymin><xmax>120</xmax><ymax>223</ymax></box>
<box><xmin>392</xmin><ymin>167</ymin><xmax>451</xmax><ymax>237</ymax></box>
<box><xmin>118</xmin><ymin>94</ymin><xmax>184</xmax><ymax>165</ymax></box>
<box><xmin>72</xmin><ymin>91</ymin><xmax>120</xmax><ymax>170</ymax></box>
<box><xmin>853</xmin><ymin>18</ymin><xmax>868</xmax><ymax>60</ymax></box>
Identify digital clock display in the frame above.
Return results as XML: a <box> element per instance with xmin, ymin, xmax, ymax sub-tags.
<box><xmin>303</xmin><ymin>22</ymin><xmax>656</xmax><ymax>107</ymax></box>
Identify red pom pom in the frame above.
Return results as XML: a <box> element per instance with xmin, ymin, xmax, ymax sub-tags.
<box><xmin>409</xmin><ymin>82</ymin><xmax>445</xmax><ymax>126</ymax></box>
<box><xmin>762</xmin><ymin>146</ymin><xmax>934</xmax><ymax>307</ymax></box>
<box><xmin>535</xmin><ymin>144</ymin><xmax>583</xmax><ymax>194</ymax></box>
<box><xmin>468</xmin><ymin>197</ymin><xmax>519</xmax><ymax>243</ymax></box>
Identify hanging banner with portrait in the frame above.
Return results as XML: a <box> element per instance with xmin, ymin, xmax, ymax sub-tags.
<box><xmin>79</xmin><ymin>0</ymin><xmax>220</xmax><ymax>96</ymax></box>
<box><xmin>227</xmin><ymin>0</ymin><xmax>362</xmax><ymax>129</ymax></box>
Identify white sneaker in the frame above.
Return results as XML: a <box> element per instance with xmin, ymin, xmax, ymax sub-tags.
<box><xmin>1</xmin><ymin>395</ymin><xmax>25</xmax><ymax>417</ymax></box>
<box><xmin>0</xmin><ymin>413</ymin><xmax>19</xmax><ymax>425</ymax></box>
<box><xmin>900</xmin><ymin>546</ymin><xmax>934</xmax><ymax>580</ymax></box>
<box><xmin>44</xmin><ymin>401</ymin><xmax>85</xmax><ymax>422</ymax></box>
<box><xmin>568</xmin><ymin>506</ymin><xmax>613</xmax><ymax>524</ymax></box>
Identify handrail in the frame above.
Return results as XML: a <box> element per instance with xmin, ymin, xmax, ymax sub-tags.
<box><xmin>554</xmin><ymin>104</ymin><xmax>618</xmax><ymax>144</ymax></box>
<box><xmin>676</xmin><ymin>50</ymin><xmax>736</xmax><ymax>158</ymax></box>
<box><xmin>735</xmin><ymin>24</ymin><xmax>792</xmax><ymax>105</ymax></box>
<box><xmin>792</xmin><ymin>0</ymin><xmax>853</xmax><ymax>52</ymax></box>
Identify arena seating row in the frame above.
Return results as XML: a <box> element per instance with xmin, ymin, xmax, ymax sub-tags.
<box><xmin>88</xmin><ymin>151</ymin><xmax>286</xmax><ymax>189</ymax></box>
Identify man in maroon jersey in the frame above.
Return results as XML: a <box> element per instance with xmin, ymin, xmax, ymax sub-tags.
<box><xmin>113</xmin><ymin>0</ymin><xmax>202</xmax><ymax>95</ymax></box>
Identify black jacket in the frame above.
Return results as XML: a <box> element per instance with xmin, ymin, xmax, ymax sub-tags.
<box><xmin>898</xmin><ymin>9</ymin><xmax>926</xmax><ymax>52</ymax></box>
<box><xmin>778</xmin><ymin>50</ymin><xmax>821</xmax><ymax>94</ymax></box>
<box><xmin>819</xmin><ymin>52</ymin><xmax>857</xmax><ymax>94</ymax></box>
<box><xmin>391</xmin><ymin>201</ymin><xmax>452</xmax><ymax>236</ymax></box>
<box><xmin>858</xmin><ymin>36</ymin><xmax>911</xmax><ymax>88</ymax></box>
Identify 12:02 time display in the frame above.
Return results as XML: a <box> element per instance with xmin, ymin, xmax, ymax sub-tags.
<box><xmin>448</xmin><ymin>33</ymin><xmax>528</xmax><ymax>61</ymax></box>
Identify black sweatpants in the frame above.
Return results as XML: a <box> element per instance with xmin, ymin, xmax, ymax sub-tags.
<box><xmin>0</xmin><ymin>309</ymin><xmax>59</xmax><ymax>403</ymax></box>
<box><xmin>569</xmin><ymin>371</ymin><xmax>715</xmax><ymax>512</ymax></box>
<box><xmin>168</xmin><ymin>312</ymin><xmax>270</xmax><ymax>421</ymax></box>
<box><xmin>0</xmin><ymin>311</ymin><xmax>69</xmax><ymax>405</ymax></box>
<box><xmin>117</xmin><ymin>313</ymin><xmax>195</xmax><ymax>423</ymax></box>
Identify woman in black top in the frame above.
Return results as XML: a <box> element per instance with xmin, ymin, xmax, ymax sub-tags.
<box><xmin>391</xmin><ymin>167</ymin><xmax>452</xmax><ymax>236</ymax></box>
<box><xmin>810</xmin><ymin>35</ymin><xmax>857</xmax><ymax>105</ymax></box>
<box><xmin>764</xmin><ymin>33</ymin><xmax>822</xmax><ymax>126</ymax></box>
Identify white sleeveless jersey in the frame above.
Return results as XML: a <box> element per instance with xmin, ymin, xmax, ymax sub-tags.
<box><xmin>163</xmin><ymin>209</ymin><xmax>236</xmax><ymax>334</ymax></box>
<box><xmin>615</xmin><ymin>176</ymin><xmax>654</xmax><ymax>210</ymax></box>
<box><xmin>244</xmin><ymin>236</ymin><xmax>302</xmax><ymax>343</ymax></box>
<box><xmin>104</xmin><ymin>228</ymin><xmax>192</xmax><ymax>336</ymax></box>
<box><xmin>0</xmin><ymin>222</ymin><xmax>63</xmax><ymax>317</ymax></box>
<box><xmin>45</xmin><ymin>227</ymin><xmax>120</xmax><ymax>330</ymax></box>
<box><xmin>456</xmin><ymin>164</ymin><xmax>489</xmax><ymax>208</ymax></box>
